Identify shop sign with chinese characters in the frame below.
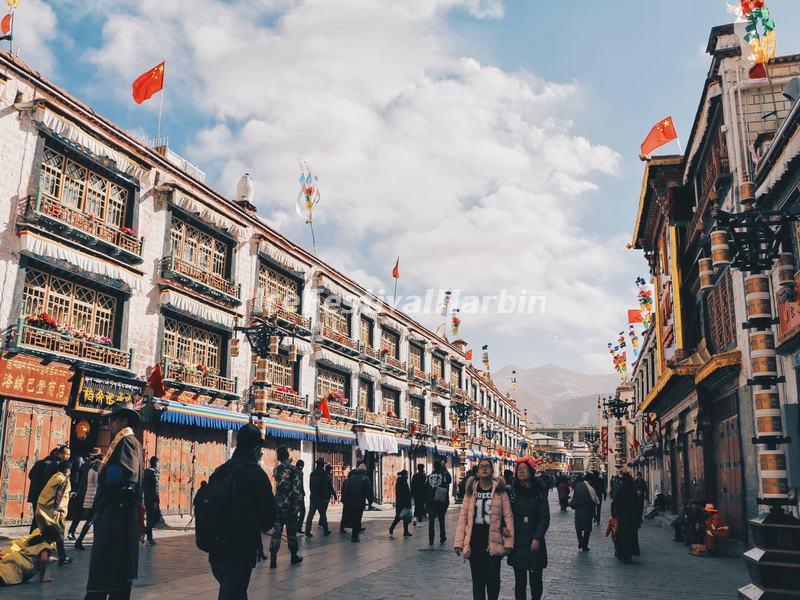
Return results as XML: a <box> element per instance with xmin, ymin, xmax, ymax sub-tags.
<box><xmin>0</xmin><ymin>354</ymin><xmax>74</xmax><ymax>405</ymax></box>
<box><xmin>76</xmin><ymin>375</ymin><xmax>144</xmax><ymax>414</ymax></box>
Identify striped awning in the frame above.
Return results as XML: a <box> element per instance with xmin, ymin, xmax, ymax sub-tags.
<box><xmin>259</xmin><ymin>417</ymin><xmax>317</xmax><ymax>442</ymax></box>
<box><xmin>434</xmin><ymin>444</ymin><xmax>458</xmax><ymax>457</ymax></box>
<box><xmin>316</xmin><ymin>425</ymin><xmax>356</xmax><ymax>446</ymax></box>
<box><xmin>153</xmin><ymin>399</ymin><xmax>249</xmax><ymax>430</ymax></box>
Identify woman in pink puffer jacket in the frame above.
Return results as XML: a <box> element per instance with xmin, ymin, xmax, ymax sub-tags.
<box><xmin>454</xmin><ymin>458</ymin><xmax>514</xmax><ymax>600</ymax></box>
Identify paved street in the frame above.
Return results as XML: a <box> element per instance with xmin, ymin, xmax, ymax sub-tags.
<box><xmin>0</xmin><ymin>493</ymin><xmax>748</xmax><ymax>599</ymax></box>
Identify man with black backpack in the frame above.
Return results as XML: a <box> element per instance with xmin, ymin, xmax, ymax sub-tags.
<box><xmin>195</xmin><ymin>424</ymin><xmax>275</xmax><ymax>599</ymax></box>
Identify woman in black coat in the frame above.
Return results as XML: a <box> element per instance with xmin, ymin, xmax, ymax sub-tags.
<box><xmin>389</xmin><ymin>470</ymin><xmax>413</xmax><ymax>537</ymax></box>
<box><xmin>508</xmin><ymin>459</ymin><xmax>549</xmax><ymax>600</ymax></box>
<box><xmin>611</xmin><ymin>473</ymin><xmax>641</xmax><ymax>564</ymax></box>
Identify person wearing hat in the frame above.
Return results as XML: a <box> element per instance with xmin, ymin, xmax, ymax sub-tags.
<box><xmin>73</xmin><ymin>448</ymin><xmax>103</xmax><ymax>550</ymax></box>
<box><xmin>703</xmin><ymin>504</ymin><xmax>730</xmax><ymax>554</ymax></box>
<box><xmin>508</xmin><ymin>457</ymin><xmax>549</xmax><ymax>600</ymax></box>
<box><xmin>207</xmin><ymin>423</ymin><xmax>275</xmax><ymax>599</ymax></box>
<box><xmin>85</xmin><ymin>402</ymin><xmax>144</xmax><ymax>600</ymax></box>
<box><xmin>305</xmin><ymin>458</ymin><xmax>334</xmax><ymax>537</ymax></box>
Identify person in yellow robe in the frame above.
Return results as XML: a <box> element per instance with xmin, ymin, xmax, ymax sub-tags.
<box><xmin>35</xmin><ymin>460</ymin><xmax>72</xmax><ymax>565</ymax></box>
<box><xmin>0</xmin><ymin>526</ymin><xmax>58</xmax><ymax>585</ymax></box>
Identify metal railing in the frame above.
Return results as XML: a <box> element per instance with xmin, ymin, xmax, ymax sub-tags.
<box><xmin>253</xmin><ymin>386</ymin><xmax>306</xmax><ymax>410</ymax></box>
<box><xmin>319</xmin><ymin>325</ymin><xmax>359</xmax><ymax>352</ymax></box>
<box><xmin>251</xmin><ymin>297</ymin><xmax>311</xmax><ymax>330</ymax></box>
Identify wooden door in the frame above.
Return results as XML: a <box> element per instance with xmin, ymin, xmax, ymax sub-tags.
<box><xmin>713</xmin><ymin>410</ymin><xmax>744</xmax><ymax>540</ymax></box>
<box><xmin>0</xmin><ymin>400</ymin><xmax>69</xmax><ymax>525</ymax></box>
<box><xmin>316</xmin><ymin>444</ymin><xmax>352</xmax><ymax>504</ymax></box>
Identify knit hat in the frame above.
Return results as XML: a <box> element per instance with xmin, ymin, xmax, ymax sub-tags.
<box><xmin>704</xmin><ymin>503</ymin><xmax>718</xmax><ymax>513</ymax></box>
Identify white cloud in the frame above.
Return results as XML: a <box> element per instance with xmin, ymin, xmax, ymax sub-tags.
<box><xmin>56</xmin><ymin>0</ymin><xmax>633</xmax><ymax>371</ymax></box>
<box><xmin>8</xmin><ymin>0</ymin><xmax>58</xmax><ymax>75</ymax></box>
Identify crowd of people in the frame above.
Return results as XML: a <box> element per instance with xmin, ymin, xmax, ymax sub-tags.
<box><xmin>0</xmin><ymin>416</ymin><xmax>734</xmax><ymax>599</ymax></box>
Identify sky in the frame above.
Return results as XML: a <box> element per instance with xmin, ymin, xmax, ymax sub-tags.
<box><xmin>8</xmin><ymin>0</ymin><xmax>800</xmax><ymax>376</ymax></box>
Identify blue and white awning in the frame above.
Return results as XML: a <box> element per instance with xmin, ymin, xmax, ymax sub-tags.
<box><xmin>316</xmin><ymin>425</ymin><xmax>356</xmax><ymax>446</ymax></box>
<box><xmin>152</xmin><ymin>399</ymin><xmax>249</xmax><ymax>430</ymax></box>
<box><xmin>258</xmin><ymin>417</ymin><xmax>317</xmax><ymax>442</ymax></box>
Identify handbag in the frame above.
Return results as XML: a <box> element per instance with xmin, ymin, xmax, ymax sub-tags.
<box><xmin>400</xmin><ymin>508</ymin><xmax>412</xmax><ymax>524</ymax></box>
<box><xmin>434</xmin><ymin>486</ymin><xmax>449</xmax><ymax>503</ymax></box>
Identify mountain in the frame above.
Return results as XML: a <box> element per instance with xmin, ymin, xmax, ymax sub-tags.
<box><xmin>493</xmin><ymin>364</ymin><xmax>619</xmax><ymax>426</ymax></box>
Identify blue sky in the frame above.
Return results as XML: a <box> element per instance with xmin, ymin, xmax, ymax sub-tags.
<box><xmin>11</xmin><ymin>0</ymin><xmax>800</xmax><ymax>375</ymax></box>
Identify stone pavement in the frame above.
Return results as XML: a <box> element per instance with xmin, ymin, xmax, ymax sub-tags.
<box><xmin>0</xmin><ymin>494</ymin><xmax>748</xmax><ymax>599</ymax></box>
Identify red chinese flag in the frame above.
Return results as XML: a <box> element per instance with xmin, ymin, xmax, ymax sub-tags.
<box><xmin>318</xmin><ymin>396</ymin><xmax>331</xmax><ymax>420</ymax></box>
<box><xmin>640</xmin><ymin>116</ymin><xmax>678</xmax><ymax>156</ymax></box>
<box><xmin>147</xmin><ymin>362</ymin><xmax>166</xmax><ymax>398</ymax></box>
<box><xmin>465</xmin><ymin>349</ymin><xmax>473</xmax><ymax>361</ymax></box>
<box><xmin>627</xmin><ymin>309</ymin><xmax>644</xmax><ymax>324</ymax></box>
<box><xmin>132</xmin><ymin>61</ymin><xmax>165</xmax><ymax>104</ymax></box>
<box><xmin>392</xmin><ymin>257</ymin><xmax>400</xmax><ymax>279</ymax></box>
<box><xmin>1</xmin><ymin>12</ymin><xmax>11</xmax><ymax>36</ymax></box>
<box><xmin>741</xmin><ymin>0</ymin><xmax>764</xmax><ymax>16</ymax></box>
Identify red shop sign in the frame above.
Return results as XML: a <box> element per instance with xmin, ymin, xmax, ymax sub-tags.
<box><xmin>0</xmin><ymin>354</ymin><xmax>74</xmax><ymax>406</ymax></box>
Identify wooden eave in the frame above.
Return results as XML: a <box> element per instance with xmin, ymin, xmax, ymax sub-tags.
<box><xmin>631</xmin><ymin>157</ymin><xmax>683</xmax><ymax>249</ymax></box>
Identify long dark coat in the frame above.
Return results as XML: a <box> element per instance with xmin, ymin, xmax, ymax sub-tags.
<box><xmin>611</xmin><ymin>480</ymin><xmax>641</xmax><ymax>559</ymax></box>
<box><xmin>86</xmin><ymin>434</ymin><xmax>144</xmax><ymax>593</ymax></box>
<box><xmin>570</xmin><ymin>480</ymin><xmax>596</xmax><ymax>532</ymax></box>
<box><xmin>508</xmin><ymin>478</ymin><xmax>549</xmax><ymax>571</ymax></box>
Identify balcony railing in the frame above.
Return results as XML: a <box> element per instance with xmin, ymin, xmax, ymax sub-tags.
<box><xmin>319</xmin><ymin>325</ymin><xmax>359</xmax><ymax>353</ymax></box>
<box><xmin>162</xmin><ymin>254</ymin><xmax>240</xmax><ymax>302</ymax></box>
<box><xmin>410</xmin><ymin>421</ymin><xmax>431</xmax><ymax>435</ymax></box>
<box><xmin>359</xmin><ymin>342</ymin><xmax>382</xmax><ymax>364</ymax></box>
<box><xmin>162</xmin><ymin>357</ymin><xmax>238</xmax><ymax>397</ymax></box>
<box><xmin>25</xmin><ymin>192</ymin><xmax>143</xmax><ymax>261</ymax></box>
<box><xmin>385</xmin><ymin>415</ymin><xmax>406</xmax><ymax>430</ymax></box>
<box><xmin>432</xmin><ymin>426</ymin><xmax>457</xmax><ymax>440</ymax></box>
<box><xmin>357</xmin><ymin>408</ymin><xmax>385</xmax><ymax>427</ymax></box>
<box><xmin>382</xmin><ymin>354</ymin><xmax>406</xmax><ymax>373</ymax></box>
<box><xmin>451</xmin><ymin>387</ymin><xmax>466</xmax><ymax>400</ymax></box>
<box><xmin>432</xmin><ymin>376</ymin><xmax>450</xmax><ymax>392</ymax></box>
<box><xmin>13</xmin><ymin>320</ymin><xmax>133</xmax><ymax>371</ymax></box>
<box><xmin>408</xmin><ymin>366</ymin><xmax>429</xmax><ymax>383</ymax></box>
<box><xmin>253</xmin><ymin>386</ymin><xmax>307</xmax><ymax>413</ymax></box>
<box><xmin>324</xmin><ymin>400</ymin><xmax>358</xmax><ymax>422</ymax></box>
<box><xmin>252</xmin><ymin>298</ymin><xmax>311</xmax><ymax>332</ymax></box>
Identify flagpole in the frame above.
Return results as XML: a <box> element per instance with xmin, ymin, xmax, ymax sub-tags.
<box><xmin>675</xmin><ymin>134</ymin><xmax>683</xmax><ymax>156</ymax></box>
<box><xmin>7</xmin><ymin>8</ymin><xmax>14</xmax><ymax>53</ymax></box>
<box><xmin>156</xmin><ymin>87</ymin><xmax>164</xmax><ymax>141</ymax></box>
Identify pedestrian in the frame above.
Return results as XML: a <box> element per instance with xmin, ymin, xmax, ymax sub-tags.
<box><xmin>74</xmin><ymin>450</ymin><xmax>103</xmax><ymax>551</ymax></box>
<box><xmin>35</xmin><ymin>459</ymin><xmax>72</xmax><ymax>566</ymax></box>
<box><xmin>702</xmin><ymin>504</ymin><xmax>730</xmax><ymax>554</ymax></box>
<box><xmin>295</xmin><ymin>459</ymin><xmax>306</xmax><ymax>534</ymax></box>
<box><xmin>610</xmin><ymin>473</ymin><xmax>640</xmax><ymax>564</ymax></box>
<box><xmin>142</xmin><ymin>456</ymin><xmax>161</xmax><ymax>546</ymax></box>
<box><xmin>556</xmin><ymin>475</ymin><xmax>570</xmax><ymax>512</ymax></box>
<box><xmin>200</xmin><ymin>424</ymin><xmax>276</xmax><ymax>600</ymax></box>
<box><xmin>0</xmin><ymin>524</ymin><xmax>61</xmax><ymax>585</ymax></box>
<box><xmin>269</xmin><ymin>446</ymin><xmax>303</xmax><ymax>568</ymax></box>
<box><xmin>426</xmin><ymin>460</ymin><xmax>452</xmax><ymax>545</ymax></box>
<box><xmin>84</xmin><ymin>402</ymin><xmax>144</xmax><ymax>600</ymax></box>
<box><xmin>569</xmin><ymin>473</ymin><xmax>599</xmax><ymax>551</ymax></box>
<box><xmin>410</xmin><ymin>463</ymin><xmax>427</xmax><ymax>525</ymax></box>
<box><xmin>634</xmin><ymin>472</ymin><xmax>648</xmax><ymax>527</ymax></box>
<box><xmin>610</xmin><ymin>474</ymin><xmax>621</xmax><ymax>499</ymax></box>
<box><xmin>503</xmin><ymin>469</ymin><xmax>515</xmax><ymax>489</ymax></box>
<box><xmin>389</xmin><ymin>470</ymin><xmax>413</xmax><ymax>537</ymax></box>
<box><xmin>27</xmin><ymin>446</ymin><xmax>66</xmax><ymax>533</ymax></box>
<box><xmin>305</xmin><ymin>458</ymin><xmax>334</xmax><ymax>537</ymax></box>
<box><xmin>68</xmin><ymin>448</ymin><xmax>99</xmax><ymax>540</ymax></box>
<box><xmin>508</xmin><ymin>458</ymin><xmax>549</xmax><ymax>600</ymax></box>
<box><xmin>454</xmin><ymin>457</ymin><xmax>514</xmax><ymax>600</ymax></box>
<box><xmin>340</xmin><ymin>462</ymin><xmax>374</xmax><ymax>542</ymax></box>
<box><xmin>588</xmin><ymin>470</ymin><xmax>606</xmax><ymax>525</ymax></box>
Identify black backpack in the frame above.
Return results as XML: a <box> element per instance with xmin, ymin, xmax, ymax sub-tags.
<box><xmin>194</xmin><ymin>461</ymin><xmax>247</xmax><ymax>554</ymax></box>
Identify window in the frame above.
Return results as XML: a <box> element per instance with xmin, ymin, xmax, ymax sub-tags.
<box><xmin>317</xmin><ymin>366</ymin><xmax>347</xmax><ymax>400</ymax></box>
<box><xmin>39</xmin><ymin>146</ymin><xmax>129</xmax><ymax>230</ymax></box>
<box><xmin>432</xmin><ymin>355</ymin><xmax>444</xmax><ymax>379</ymax></box>
<box><xmin>358</xmin><ymin>378</ymin><xmax>373</xmax><ymax>411</ymax></box>
<box><xmin>258</xmin><ymin>263</ymin><xmax>300</xmax><ymax>312</ymax></box>
<box><xmin>359</xmin><ymin>316</ymin><xmax>374</xmax><ymax>347</ymax></box>
<box><xmin>432</xmin><ymin>404</ymin><xmax>445</xmax><ymax>429</ymax></box>
<box><xmin>162</xmin><ymin>318</ymin><xmax>223</xmax><ymax>371</ymax></box>
<box><xmin>320</xmin><ymin>298</ymin><xmax>350</xmax><ymax>336</ymax></box>
<box><xmin>409</xmin><ymin>344</ymin><xmax>424</xmax><ymax>371</ymax></box>
<box><xmin>22</xmin><ymin>269</ymin><xmax>117</xmax><ymax>340</ymax></box>
<box><xmin>255</xmin><ymin>354</ymin><xmax>295</xmax><ymax>389</ymax></box>
<box><xmin>707</xmin><ymin>269</ymin><xmax>736</xmax><ymax>353</ymax></box>
<box><xmin>450</xmin><ymin>364</ymin><xmax>462</xmax><ymax>389</ymax></box>
<box><xmin>410</xmin><ymin>396</ymin><xmax>424</xmax><ymax>422</ymax></box>
<box><xmin>382</xmin><ymin>387</ymin><xmax>400</xmax><ymax>416</ymax></box>
<box><xmin>381</xmin><ymin>328</ymin><xmax>399</xmax><ymax>359</ymax></box>
<box><xmin>170</xmin><ymin>217</ymin><xmax>229</xmax><ymax>280</ymax></box>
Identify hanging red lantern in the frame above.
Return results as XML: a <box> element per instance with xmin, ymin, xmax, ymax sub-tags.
<box><xmin>75</xmin><ymin>419</ymin><xmax>91</xmax><ymax>440</ymax></box>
